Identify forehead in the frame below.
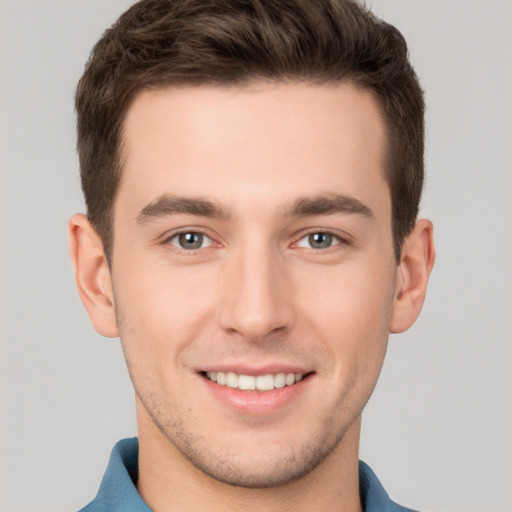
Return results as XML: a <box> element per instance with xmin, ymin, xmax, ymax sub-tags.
<box><xmin>118</xmin><ymin>82</ymin><xmax>389</xmax><ymax>215</ymax></box>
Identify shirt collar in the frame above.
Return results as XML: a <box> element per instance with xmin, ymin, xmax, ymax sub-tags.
<box><xmin>81</xmin><ymin>438</ymin><xmax>416</xmax><ymax>512</ymax></box>
<box><xmin>358</xmin><ymin>460</ymin><xmax>417</xmax><ymax>512</ymax></box>
<box><xmin>80</xmin><ymin>438</ymin><xmax>151</xmax><ymax>512</ymax></box>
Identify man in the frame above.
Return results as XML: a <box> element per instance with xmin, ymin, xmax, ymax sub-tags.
<box><xmin>68</xmin><ymin>0</ymin><xmax>435</xmax><ymax>510</ymax></box>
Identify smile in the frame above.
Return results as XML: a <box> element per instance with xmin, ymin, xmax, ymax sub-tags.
<box><xmin>205</xmin><ymin>371</ymin><xmax>304</xmax><ymax>391</ymax></box>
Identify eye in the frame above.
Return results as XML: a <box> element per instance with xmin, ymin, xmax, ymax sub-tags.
<box><xmin>296</xmin><ymin>232</ymin><xmax>342</xmax><ymax>250</ymax></box>
<box><xmin>168</xmin><ymin>231</ymin><xmax>213</xmax><ymax>250</ymax></box>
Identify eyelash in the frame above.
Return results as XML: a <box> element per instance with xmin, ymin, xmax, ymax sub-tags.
<box><xmin>163</xmin><ymin>228</ymin><xmax>350</xmax><ymax>254</ymax></box>
<box><xmin>294</xmin><ymin>230</ymin><xmax>349</xmax><ymax>251</ymax></box>
<box><xmin>164</xmin><ymin>230</ymin><xmax>216</xmax><ymax>252</ymax></box>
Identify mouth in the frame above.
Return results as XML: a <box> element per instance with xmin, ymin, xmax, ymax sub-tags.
<box><xmin>201</xmin><ymin>371</ymin><xmax>309</xmax><ymax>391</ymax></box>
<box><xmin>199</xmin><ymin>368</ymin><xmax>315</xmax><ymax>414</ymax></box>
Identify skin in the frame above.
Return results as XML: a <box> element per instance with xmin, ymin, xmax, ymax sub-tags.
<box><xmin>69</xmin><ymin>82</ymin><xmax>435</xmax><ymax>512</ymax></box>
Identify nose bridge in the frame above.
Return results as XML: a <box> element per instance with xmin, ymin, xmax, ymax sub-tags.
<box><xmin>218</xmin><ymin>234</ymin><xmax>293</xmax><ymax>341</ymax></box>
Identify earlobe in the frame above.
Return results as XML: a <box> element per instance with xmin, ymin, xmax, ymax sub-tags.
<box><xmin>68</xmin><ymin>213</ymin><xmax>119</xmax><ymax>338</ymax></box>
<box><xmin>390</xmin><ymin>219</ymin><xmax>435</xmax><ymax>334</ymax></box>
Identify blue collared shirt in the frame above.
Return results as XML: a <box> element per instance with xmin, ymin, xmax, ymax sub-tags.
<box><xmin>80</xmin><ymin>438</ymin><xmax>418</xmax><ymax>512</ymax></box>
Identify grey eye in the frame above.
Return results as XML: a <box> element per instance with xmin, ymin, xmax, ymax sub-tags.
<box><xmin>170</xmin><ymin>232</ymin><xmax>212</xmax><ymax>250</ymax></box>
<box><xmin>308</xmin><ymin>232</ymin><xmax>333</xmax><ymax>249</ymax></box>
<box><xmin>297</xmin><ymin>232</ymin><xmax>341</xmax><ymax>250</ymax></box>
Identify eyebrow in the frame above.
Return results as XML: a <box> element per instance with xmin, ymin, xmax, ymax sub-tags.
<box><xmin>136</xmin><ymin>192</ymin><xmax>373</xmax><ymax>224</ymax></box>
<box><xmin>136</xmin><ymin>195</ymin><xmax>230</xmax><ymax>224</ymax></box>
<box><xmin>285</xmin><ymin>193</ymin><xmax>374</xmax><ymax>219</ymax></box>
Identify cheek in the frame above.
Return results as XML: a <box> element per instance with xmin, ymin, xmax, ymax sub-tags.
<box><xmin>296</xmin><ymin>261</ymin><xmax>395</xmax><ymax>368</ymax></box>
<box><xmin>112</xmin><ymin>258</ymin><xmax>217</xmax><ymax>363</ymax></box>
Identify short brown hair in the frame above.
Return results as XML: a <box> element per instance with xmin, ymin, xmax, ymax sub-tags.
<box><xmin>76</xmin><ymin>0</ymin><xmax>424</xmax><ymax>261</ymax></box>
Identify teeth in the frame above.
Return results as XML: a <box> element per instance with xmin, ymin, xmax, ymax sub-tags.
<box><xmin>226</xmin><ymin>372</ymin><xmax>238</xmax><ymax>388</ymax></box>
<box><xmin>274</xmin><ymin>373</ymin><xmax>286</xmax><ymax>388</ymax></box>
<box><xmin>256</xmin><ymin>374</ymin><xmax>274</xmax><ymax>391</ymax></box>
<box><xmin>285</xmin><ymin>373</ymin><xmax>295</xmax><ymax>386</ymax></box>
<box><xmin>205</xmin><ymin>371</ymin><xmax>305</xmax><ymax>391</ymax></box>
<box><xmin>238</xmin><ymin>374</ymin><xmax>256</xmax><ymax>390</ymax></box>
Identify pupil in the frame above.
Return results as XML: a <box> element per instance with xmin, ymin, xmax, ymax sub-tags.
<box><xmin>179</xmin><ymin>232</ymin><xmax>202</xmax><ymax>249</ymax></box>
<box><xmin>309</xmin><ymin>232</ymin><xmax>332</xmax><ymax>249</ymax></box>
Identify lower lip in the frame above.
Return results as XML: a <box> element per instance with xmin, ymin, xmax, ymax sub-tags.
<box><xmin>200</xmin><ymin>374</ymin><xmax>312</xmax><ymax>415</ymax></box>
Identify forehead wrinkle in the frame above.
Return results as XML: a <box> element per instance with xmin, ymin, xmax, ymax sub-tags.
<box><xmin>136</xmin><ymin>194</ymin><xmax>230</xmax><ymax>224</ymax></box>
<box><xmin>284</xmin><ymin>193</ymin><xmax>374</xmax><ymax>219</ymax></box>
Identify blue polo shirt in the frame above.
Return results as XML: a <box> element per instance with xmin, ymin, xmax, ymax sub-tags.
<box><xmin>80</xmin><ymin>438</ymin><xmax>417</xmax><ymax>512</ymax></box>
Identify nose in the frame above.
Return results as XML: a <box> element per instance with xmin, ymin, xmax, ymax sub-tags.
<box><xmin>217</xmin><ymin>239</ymin><xmax>295</xmax><ymax>342</ymax></box>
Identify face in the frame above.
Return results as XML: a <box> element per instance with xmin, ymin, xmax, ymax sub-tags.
<box><xmin>111</xmin><ymin>82</ymin><xmax>398</xmax><ymax>486</ymax></box>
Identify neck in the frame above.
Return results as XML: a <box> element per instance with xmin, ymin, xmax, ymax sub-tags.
<box><xmin>136</xmin><ymin>409</ymin><xmax>363</xmax><ymax>512</ymax></box>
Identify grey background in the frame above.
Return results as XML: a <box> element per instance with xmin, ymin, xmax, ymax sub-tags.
<box><xmin>1</xmin><ymin>1</ymin><xmax>510</xmax><ymax>511</ymax></box>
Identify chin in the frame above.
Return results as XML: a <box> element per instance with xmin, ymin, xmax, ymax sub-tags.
<box><xmin>179</xmin><ymin>447</ymin><xmax>332</xmax><ymax>488</ymax></box>
<box><xmin>159</xmin><ymin>417</ymin><xmax>350</xmax><ymax>489</ymax></box>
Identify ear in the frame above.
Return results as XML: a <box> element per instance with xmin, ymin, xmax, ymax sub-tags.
<box><xmin>390</xmin><ymin>219</ymin><xmax>435</xmax><ymax>333</ymax></box>
<box><xmin>68</xmin><ymin>213</ymin><xmax>119</xmax><ymax>338</ymax></box>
